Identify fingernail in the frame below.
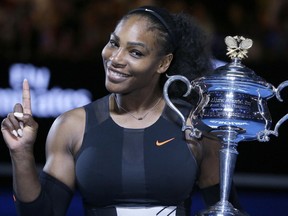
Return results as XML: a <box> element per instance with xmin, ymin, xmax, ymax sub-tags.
<box><xmin>14</xmin><ymin>112</ymin><xmax>24</xmax><ymax>118</ymax></box>
<box><xmin>12</xmin><ymin>130</ymin><xmax>18</xmax><ymax>137</ymax></box>
<box><xmin>19</xmin><ymin>122</ymin><xmax>24</xmax><ymax>130</ymax></box>
<box><xmin>17</xmin><ymin>129</ymin><xmax>23</xmax><ymax>137</ymax></box>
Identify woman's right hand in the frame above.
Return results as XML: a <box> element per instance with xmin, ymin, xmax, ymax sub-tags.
<box><xmin>1</xmin><ymin>79</ymin><xmax>38</xmax><ymax>154</ymax></box>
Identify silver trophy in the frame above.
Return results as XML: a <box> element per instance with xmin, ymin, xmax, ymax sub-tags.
<box><xmin>163</xmin><ymin>36</ymin><xmax>288</xmax><ymax>216</ymax></box>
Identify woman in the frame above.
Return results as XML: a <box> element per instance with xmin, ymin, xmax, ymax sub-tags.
<box><xmin>1</xmin><ymin>5</ymin><xmax>242</xmax><ymax>216</ymax></box>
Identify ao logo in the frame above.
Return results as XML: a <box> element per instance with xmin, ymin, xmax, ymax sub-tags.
<box><xmin>0</xmin><ymin>63</ymin><xmax>92</xmax><ymax>118</ymax></box>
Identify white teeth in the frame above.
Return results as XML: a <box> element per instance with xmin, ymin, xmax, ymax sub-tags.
<box><xmin>111</xmin><ymin>71</ymin><xmax>129</xmax><ymax>77</ymax></box>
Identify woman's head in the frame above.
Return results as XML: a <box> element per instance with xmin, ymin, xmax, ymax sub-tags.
<box><xmin>124</xmin><ymin>6</ymin><xmax>178</xmax><ymax>55</ymax></box>
<box><xmin>101</xmin><ymin>10</ymin><xmax>173</xmax><ymax>95</ymax></box>
<box><xmin>102</xmin><ymin>6</ymin><xmax>213</xmax><ymax>98</ymax></box>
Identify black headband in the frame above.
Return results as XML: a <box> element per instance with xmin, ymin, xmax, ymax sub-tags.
<box><xmin>128</xmin><ymin>7</ymin><xmax>177</xmax><ymax>49</ymax></box>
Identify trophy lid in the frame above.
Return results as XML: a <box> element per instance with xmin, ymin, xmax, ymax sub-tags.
<box><xmin>195</xmin><ymin>36</ymin><xmax>275</xmax><ymax>98</ymax></box>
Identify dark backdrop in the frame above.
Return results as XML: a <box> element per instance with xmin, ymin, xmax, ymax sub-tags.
<box><xmin>0</xmin><ymin>0</ymin><xmax>288</xmax><ymax>186</ymax></box>
<box><xmin>1</xmin><ymin>58</ymin><xmax>287</xmax><ymax>177</ymax></box>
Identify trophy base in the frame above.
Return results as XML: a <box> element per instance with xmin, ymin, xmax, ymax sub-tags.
<box><xmin>196</xmin><ymin>201</ymin><xmax>246</xmax><ymax>216</ymax></box>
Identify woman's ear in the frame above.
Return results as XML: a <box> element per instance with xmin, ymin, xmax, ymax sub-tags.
<box><xmin>157</xmin><ymin>53</ymin><xmax>173</xmax><ymax>74</ymax></box>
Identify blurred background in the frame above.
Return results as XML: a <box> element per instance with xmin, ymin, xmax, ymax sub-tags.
<box><xmin>0</xmin><ymin>0</ymin><xmax>288</xmax><ymax>215</ymax></box>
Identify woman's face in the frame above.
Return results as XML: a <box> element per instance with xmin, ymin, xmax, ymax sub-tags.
<box><xmin>102</xmin><ymin>15</ymin><xmax>169</xmax><ymax>95</ymax></box>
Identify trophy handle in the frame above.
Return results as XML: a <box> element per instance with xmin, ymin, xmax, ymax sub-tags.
<box><xmin>275</xmin><ymin>80</ymin><xmax>288</xmax><ymax>101</ymax></box>
<box><xmin>257</xmin><ymin>80</ymin><xmax>288</xmax><ymax>141</ymax></box>
<box><xmin>163</xmin><ymin>75</ymin><xmax>202</xmax><ymax>138</ymax></box>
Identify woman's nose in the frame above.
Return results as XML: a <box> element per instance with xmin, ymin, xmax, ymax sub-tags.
<box><xmin>110</xmin><ymin>48</ymin><xmax>126</xmax><ymax>67</ymax></box>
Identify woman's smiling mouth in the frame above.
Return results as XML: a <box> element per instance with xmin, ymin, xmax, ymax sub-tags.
<box><xmin>107</xmin><ymin>68</ymin><xmax>132</xmax><ymax>82</ymax></box>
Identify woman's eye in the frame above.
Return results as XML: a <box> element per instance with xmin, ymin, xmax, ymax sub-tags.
<box><xmin>109</xmin><ymin>40</ymin><xmax>118</xmax><ymax>47</ymax></box>
<box><xmin>131</xmin><ymin>50</ymin><xmax>144</xmax><ymax>58</ymax></box>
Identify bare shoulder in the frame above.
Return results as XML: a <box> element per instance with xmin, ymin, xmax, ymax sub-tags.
<box><xmin>44</xmin><ymin>107</ymin><xmax>86</xmax><ymax>188</ymax></box>
<box><xmin>54</xmin><ymin>107</ymin><xmax>85</xmax><ymax>127</ymax></box>
<box><xmin>46</xmin><ymin>107</ymin><xmax>86</xmax><ymax>155</ymax></box>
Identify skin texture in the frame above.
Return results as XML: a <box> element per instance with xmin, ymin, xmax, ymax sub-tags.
<box><xmin>1</xmin><ymin>14</ymin><xmax>219</xmax><ymax>206</ymax></box>
<box><xmin>102</xmin><ymin>16</ymin><xmax>173</xmax><ymax>129</ymax></box>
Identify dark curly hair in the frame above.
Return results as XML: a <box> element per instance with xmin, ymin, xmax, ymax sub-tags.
<box><xmin>123</xmin><ymin>6</ymin><xmax>213</xmax><ymax>100</ymax></box>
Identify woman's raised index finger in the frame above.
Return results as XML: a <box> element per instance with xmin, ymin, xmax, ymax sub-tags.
<box><xmin>22</xmin><ymin>79</ymin><xmax>32</xmax><ymax>115</ymax></box>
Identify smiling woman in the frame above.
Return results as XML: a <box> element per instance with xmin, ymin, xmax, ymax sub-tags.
<box><xmin>102</xmin><ymin>16</ymin><xmax>169</xmax><ymax>96</ymax></box>
<box><xmin>1</xmin><ymin>5</ymin><xmax>245</xmax><ymax>216</ymax></box>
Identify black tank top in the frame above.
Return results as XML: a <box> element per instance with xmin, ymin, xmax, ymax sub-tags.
<box><xmin>75</xmin><ymin>95</ymin><xmax>199</xmax><ymax>215</ymax></box>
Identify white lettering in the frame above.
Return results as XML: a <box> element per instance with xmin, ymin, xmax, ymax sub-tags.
<box><xmin>1</xmin><ymin>63</ymin><xmax>92</xmax><ymax>118</ymax></box>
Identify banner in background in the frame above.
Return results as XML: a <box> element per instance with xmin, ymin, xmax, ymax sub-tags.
<box><xmin>0</xmin><ymin>63</ymin><xmax>92</xmax><ymax>118</ymax></box>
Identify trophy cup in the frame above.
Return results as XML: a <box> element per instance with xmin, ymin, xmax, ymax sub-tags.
<box><xmin>163</xmin><ymin>36</ymin><xmax>288</xmax><ymax>216</ymax></box>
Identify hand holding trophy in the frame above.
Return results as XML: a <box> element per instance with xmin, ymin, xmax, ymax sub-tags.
<box><xmin>164</xmin><ymin>35</ymin><xmax>288</xmax><ymax>215</ymax></box>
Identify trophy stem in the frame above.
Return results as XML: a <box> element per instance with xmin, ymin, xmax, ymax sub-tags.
<box><xmin>220</xmin><ymin>140</ymin><xmax>238</xmax><ymax>203</ymax></box>
<box><xmin>197</xmin><ymin>129</ymin><xmax>245</xmax><ymax>216</ymax></box>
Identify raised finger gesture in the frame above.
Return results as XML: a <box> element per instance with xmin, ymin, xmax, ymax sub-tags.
<box><xmin>1</xmin><ymin>79</ymin><xmax>38</xmax><ymax>151</ymax></box>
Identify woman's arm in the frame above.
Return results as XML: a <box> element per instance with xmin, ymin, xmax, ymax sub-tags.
<box><xmin>2</xmin><ymin>80</ymin><xmax>41</xmax><ymax>203</ymax></box>
<box><xmin>197</xmin><ymin>134</ymin><xmax>221</xmax><ymax>188</ymax></box>
<box><xmin>14</xmin><ymin>108</ymin><xmax>85</xmax><ymax>216</ymax></box>
<box><xmin>1</xmin><ymin>80</ymin><xmax>85</xmax><ymax>215</ymax></box>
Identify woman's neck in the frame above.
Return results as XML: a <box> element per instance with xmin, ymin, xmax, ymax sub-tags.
<box><xmin>109</xmin><ymin>91</ymin><xmax>165</xmax><ymax>128</ymax></box>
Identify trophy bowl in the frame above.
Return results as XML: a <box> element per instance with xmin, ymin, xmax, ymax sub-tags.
<box><xmin>163</xmin><ymin>36</ymin><xmax>288</xmax><ymax>215</ymax></box>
